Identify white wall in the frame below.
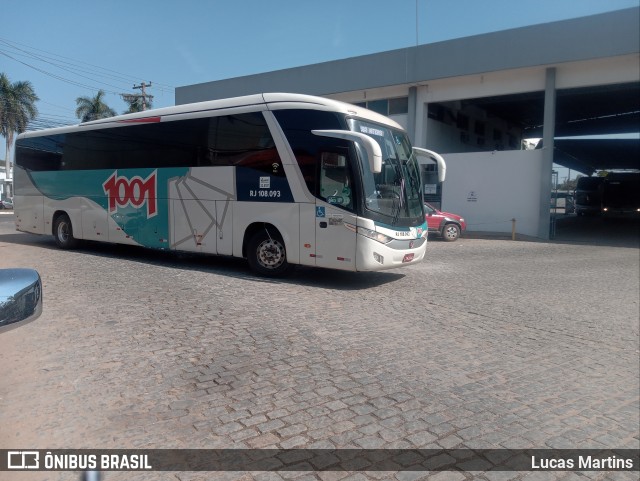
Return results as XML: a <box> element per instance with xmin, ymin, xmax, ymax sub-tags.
<box><xmin>389</xmin><ymin>113</ymin><xmax>408</xmax><ymax>130</ymax></box>
<box><xmin>0</xmin><ymin>168</ymin><xmax>7</xmax><ymax>198</ymax></box>
<box><xmin>438</xmin><ymin>150</ymin><xmax>544</xmax><ymax>237</ymax></box>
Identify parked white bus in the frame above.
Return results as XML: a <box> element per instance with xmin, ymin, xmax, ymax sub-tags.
<box><xmin>14</xmin><ymin>93</ymin><xmax>443</xmax><ymax>276</ymax></box>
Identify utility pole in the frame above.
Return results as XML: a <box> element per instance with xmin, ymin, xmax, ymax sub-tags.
<box><xmin>133</xmin><ymin>82</ymin><xmax>153</xmax><ymax>111</ymax></box>
<box><xmin>122</xmin><ymin>82</ymin><xmax>154</xmax><ymax>112</ymax></box>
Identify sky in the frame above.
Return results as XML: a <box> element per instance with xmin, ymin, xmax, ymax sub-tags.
<box><xmin>1</xmin><ymin>0</ymin><xmax>639</xmax><ymax>168</ymax></box>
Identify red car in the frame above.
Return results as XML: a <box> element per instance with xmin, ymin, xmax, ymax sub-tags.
<box><xmin>424</xmin><ymin>203</ymin><xmax>466</xmax><ymax>241</ymax></box>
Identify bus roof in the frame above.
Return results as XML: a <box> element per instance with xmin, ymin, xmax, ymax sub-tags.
<box><xmin>17</xmin><ymin>93</ymin><xmax>404</xmax><ymax>139</ymax></box>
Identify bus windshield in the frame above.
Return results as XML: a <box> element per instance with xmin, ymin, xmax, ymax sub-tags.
<box><xmin>349</xmin><ymin>119</ymin><xmax>423</xmax><ymax>224</ymax></box>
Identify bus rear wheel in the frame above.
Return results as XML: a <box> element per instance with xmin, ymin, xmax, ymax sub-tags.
<box><xmin>247</xmin><ymin>229</ymin><xmax>290</xmax><ymax>277</ymax></box>
<box><xmin>53</xmin><ymin>214</ymin><xmax>79</xmax><ymax>249</ymax></box>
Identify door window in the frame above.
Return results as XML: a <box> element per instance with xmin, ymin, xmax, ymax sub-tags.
<box><xmin>319</xmin><ymin>151</ymin><xmax>354</xmax><ymax>211</ymax></box>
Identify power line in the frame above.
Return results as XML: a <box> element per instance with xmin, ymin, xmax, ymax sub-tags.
<box><xmin>0</xmin><ymin>103</ymin><xmax>76</xmax><ymax>130</ymax></box>
<box><xmin>0</xmin><ymin>49</ymin><xmax>121</xmax><ymax>95</ymax></box>
<box><xmin>38</xmin><ymin>99</ymin><xmax>77</xmax><ymax>114</ymax></box>
<box><xmin>0</xmin><ymin>36</ymin><xmax>175</xmax><ymax>93</ymax></box>
<box><xmin>0</xmin><ymin>38</ymin><xmax>150</xmax><ymax>87</ymax></box>
<box><xmin>0</xmin><ymin>36</ymin><xmax>179</xmax><ymax>132</ymax></box>
<box><xmin>0</xmin><ymin>45</ymin><xmax>129</xmax><ymax>93</ymax></box>
<box><xmin>0</xmin><ymin>36</ymin><xmax>175</xmax><ymax>114</ymax></box>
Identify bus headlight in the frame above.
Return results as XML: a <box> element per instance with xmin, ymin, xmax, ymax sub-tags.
<box><xmin>357</xmin><ymin>227</ymin><xmax>392</xmax><ymax>244</ymax></box>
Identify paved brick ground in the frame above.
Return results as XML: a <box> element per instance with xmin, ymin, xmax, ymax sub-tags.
<box><xmin>0</xmin><ymin>213</ymin><xmax>638</xmax><ymax>481</ymax></box>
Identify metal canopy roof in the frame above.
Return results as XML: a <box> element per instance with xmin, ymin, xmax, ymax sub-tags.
<box><xmin>469</xmin><ymin>83</ymin><xmax>640</xmax><ymax>137</ymax></box>
<box><xmin>547</xmin><ymin>138</ymin><xmax>640</xmax><ymax>175</ymax></box>
<box><xmin>464</xmin><ymin>82</ymin><xmax>640</xmax><ymax>174</ymax></box>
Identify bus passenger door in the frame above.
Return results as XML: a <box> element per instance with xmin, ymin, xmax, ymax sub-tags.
<box><xmin>314</xmin><ymin>149</ymin><xmax>358</xmax><ymax>271</ymax></box>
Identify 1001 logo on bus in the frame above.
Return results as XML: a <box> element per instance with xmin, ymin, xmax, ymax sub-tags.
<box><xmin>102</xmin><ymin>170</ymin><xmax>158</xmax><ymax>218</ymax></box>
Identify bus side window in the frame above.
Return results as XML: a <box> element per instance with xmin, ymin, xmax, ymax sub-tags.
<box><xmin>319</xmin><ymin>151</ymin><xmax>353</xmax><ymax>211</ymax></box>
<box><xmin>211</xmin><ymin>113</ymin><xmax>283</xmax><ymax>175</ymax></box>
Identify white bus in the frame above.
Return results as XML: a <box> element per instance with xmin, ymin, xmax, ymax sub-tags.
<box><xmin>14</xmin><ymin>93</ymin><xmax>444</xmax><ymax>276</ymax></box>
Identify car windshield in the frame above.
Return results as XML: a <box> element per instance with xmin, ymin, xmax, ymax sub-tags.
<box><xmin>348</xmin><ymin>119</ymin><xmax>423</xmax><ymax>224</ymax></box>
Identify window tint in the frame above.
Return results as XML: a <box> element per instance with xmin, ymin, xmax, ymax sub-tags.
<box><xmin>319</xmin><ymin>150</ymin><xmax>354</xmax><ymax>211</ymax></box>
<box><xmin>388</xmin><ymin>97</ymin><xmax>408</xmax><ymax>115</ymax></box>
<box><xmin>272</xmin><ymin>109</ymin><xmax>346</xmax><ymax>195</ymax></box>
<box><xmin>15</xmin><ymin>135</ymin><xmax>64</xmax><ymax>171</ymax></box>
<box><xmin>211</xmin><ymin>113</ymin><xmax>283</xmax><ymax>176</ymax></box>
<box><xmin>59</xmin><ymin>118</ymin><xmax>208</xmax><ymax>170</ymax></box>
<box><xmin>15</xmin><ymin>112</ymin><xmax>281</xmax><ymax>173</ymax></box>
<box><xmin>367</xmin><ymin>100</ymin><xmax>388</xmax><ymax>115</ymax></box>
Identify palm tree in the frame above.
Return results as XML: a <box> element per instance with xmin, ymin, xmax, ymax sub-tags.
<box><xmin>75</xmin><ymin>90</ymin><xmax>116</xmax><ymax>123</ymax></box>
<box><xmin>0</xmin><ymin>73</ymin><xmax>39</xmax><ymax>185</ymax></box>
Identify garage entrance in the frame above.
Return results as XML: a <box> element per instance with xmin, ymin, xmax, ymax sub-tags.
<box><xmin>426</xmin><ymin>81</ymin><xmax>639</xmax><ymax>243</ymax></box>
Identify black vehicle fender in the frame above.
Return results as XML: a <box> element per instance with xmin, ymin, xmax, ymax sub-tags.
<box><xmin>439</xmin><ymin>217</ymin><xmax>461</xmax><ymax>234</ymax></box>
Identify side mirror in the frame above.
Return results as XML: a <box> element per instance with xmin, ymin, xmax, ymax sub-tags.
<box><xmin>413</xmin><ymin>147</ymin><xmax>446</xmax><ymax>183</ymax></box>
<box><xmin>312</xmin><ymin>129</ymin><xmax>382</xmax><ymax>173</ymax></box>
<box><xmin>0</xmin><ymin>269</ymin><xmax>43</xmax><ymax>333</ymax></box>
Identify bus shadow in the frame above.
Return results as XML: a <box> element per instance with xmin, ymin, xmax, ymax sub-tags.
<box><xmin>0</xmin><ymin>232</ymin><xmax>404</xmax><ymax>290</ymax></box>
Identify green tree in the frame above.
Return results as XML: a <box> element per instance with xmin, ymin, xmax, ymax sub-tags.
<box><xmin>0</xmin><ymin>73</ymin><xmax>39</xmax><ymax>185</ymax></box>
<box><xmin>75</xmin><ymin>90</ymin><xmax>116</xmax><ymax>122</ymax></box>
<box><xmin>122</xmin><ymin>95</ymin><xmax>153</xmax><ymax>114</ymax></box>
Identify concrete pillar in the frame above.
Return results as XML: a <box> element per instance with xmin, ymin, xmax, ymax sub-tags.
<box><xmin>538</xmin><ymin>67</ymin><xmax>556</xmax><ymax>239</ymax></box>
<box><xmin>407</xmin><ymin>87</ymin><xmax>417</xmax><ymax>145</ymax></box>
<box><xmin>414</xmin><ymin>85</ymin><xmax>429</xmax><ymax>148</ymax></box>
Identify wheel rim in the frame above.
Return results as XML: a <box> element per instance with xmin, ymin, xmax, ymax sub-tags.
<box><xmin>256</xmin><ymin>238</ymin><xmax>285</xmax><ymax>269</ymax></box>
<box><xmin>444</xmin><ymin>225</ymin><xmax>458</xmax><ymax>239</ymax></box>
<box><xmin>57</xmin><ymin>221</ymin><xmax>70</xmax><ymax>243</ymax></box>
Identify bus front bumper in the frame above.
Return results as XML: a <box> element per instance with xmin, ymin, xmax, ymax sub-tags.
<box><xmin>356</xmin><ymin>236</ymin><xmax>427</xmax><ymax>271</ymax></box>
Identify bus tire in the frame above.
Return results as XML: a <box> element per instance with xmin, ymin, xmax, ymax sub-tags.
<box><xmin>53</xmin><ymin>214</ymin><xmax>79</xmax><ymax>249</ymax></box>
<box><xmin>247</xmin><ymin>228</ymin><xmax>291</xmax><ymax>277</ymax></box>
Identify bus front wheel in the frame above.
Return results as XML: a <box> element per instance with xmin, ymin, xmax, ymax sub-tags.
<box><xmin>247</xmin><ymin>229</ymin><xmax>290</xmax><ymax>277</ymax></box>
<box><xmin>53</xmin><ymin>214</ymin><xmax>79</xmax><ymax>249</ymax></box>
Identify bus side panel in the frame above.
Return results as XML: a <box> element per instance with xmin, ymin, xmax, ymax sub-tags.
<box><xmin>15</xmin><ymin>194</ymin><xmax>44</xmax><ymax>235</ymax></box>
<box><xmin>170</xmin><ymin>197</ymin><xmax>218</xmax><ymax>253</ymax></box>
<box><xmin>14</xmin><ymin>167</ymin><xmax>45</xmax><ymax>235</ymax></box>
<box><xmin>81</xmin><ymin>197</ymin><xmax>110</xmax><ymax>241</ymax></box>
<box><xmin>106</xmin><ymin>209</ymin><xmax>141</xmax><ymax>246</ymax></box>
<box><xmin>216</xmin><ymin>200</ymin><xmax>233</xmax><ymax>255</ymax></box>
<box><xmin>167</xmin><ymin>167</ymin><xmax>235</xmax><ymax>255</ymax></box>
<box><xmin>232</xmin><ymin>202</ymin><xmax>300</xmax><ymax>265</ymax></box>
